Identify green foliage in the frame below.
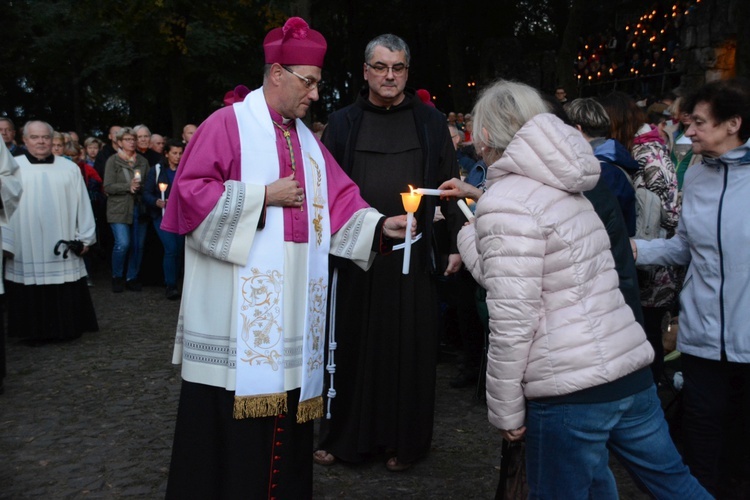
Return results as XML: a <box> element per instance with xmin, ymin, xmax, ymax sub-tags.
<box><xmin>0</xmin><ymin>0</ymin><xmax>283</xmax><ymax>137</ymax></box>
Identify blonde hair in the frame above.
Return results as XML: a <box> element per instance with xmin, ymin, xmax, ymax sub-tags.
<box><xmin>472</xmin><ymin>80</ymin><xmax>548</xmax><ymax>163</ymax></box>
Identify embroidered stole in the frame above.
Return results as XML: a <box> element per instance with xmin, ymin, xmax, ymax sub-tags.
<box><xmin>232</xmin><ymin>88</ymin><xmax>330</xmax><ymax>422</ymax></box>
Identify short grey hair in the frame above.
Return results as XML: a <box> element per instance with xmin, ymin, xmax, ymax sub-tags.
<box><xmin>22</xmin><ymin>120</ymin><xmax>53</xmax><ymax>138</ymax></box>
<box><xmin>365</xmin><ymin>34</ymin><xmax>410</xmax><ymax>65</ymax></box>
<box><xmin>472</xmin><ymin>80</ymin><xmax>548</xmax><ymax>161</ymax></box>
<box><xmin>115</xmin><ymin>126</ymin><xmax>135</xmax><ymax>141</ymax></box>
<box><xmin>133</xmin><ymin>124</ymin><xmax>151</xmax><ymax>136</ymax></box>
<box><xmin>566</xmin><ymin>98</ymin><xmax>611</xmax><ymax>138</ymax></box>
<box><xmin>0</xmin><ymin>117</ymin><xmax>15</xmax><ymax>130</ymax></box>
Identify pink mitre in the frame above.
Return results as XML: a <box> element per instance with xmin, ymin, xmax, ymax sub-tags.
<box><xmin>263</xmin><ymin>17</ymin><xmax>327</xmax><ymax>67</ymax></box>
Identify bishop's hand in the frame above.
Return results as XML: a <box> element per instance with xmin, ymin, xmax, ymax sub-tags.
<box><xmin>266</xmin><ymin>174</ymin><xmax>305</xmax><ymax>208</ymax></box>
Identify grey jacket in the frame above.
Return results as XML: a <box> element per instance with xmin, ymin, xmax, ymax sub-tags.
<box><xmin>636</xmin><ymin>139</ymin><xmax>750</xmax><ymax>363</ymax></box>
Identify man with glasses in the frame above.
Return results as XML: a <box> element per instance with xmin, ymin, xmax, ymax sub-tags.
<box><xmin>316</xmin><ymin>33</ymin><xmax>463</xmax><ymax>472</ymax></box>
<box><xmin>162</xmin><ymin>18</ymin><xmax>410</xmax><ymax>498</ymax></box>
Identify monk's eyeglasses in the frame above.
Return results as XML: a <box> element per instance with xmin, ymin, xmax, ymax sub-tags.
<box><xmin>366</xmin><ymin>62</ymin><xmax>409</xmax><ymax>76</ymax></box>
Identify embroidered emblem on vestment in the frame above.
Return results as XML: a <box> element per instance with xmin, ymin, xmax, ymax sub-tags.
<box><xmin>309</xmin><ymin>154</ymin><xmax>325</xmax><ymax>246</ymax></box>
<box><xmin>306</xmin><ymin>277</ymin><xmax>326</xmax><ymax>375</ymax></box>
<box><xmin>239</xmin><ymin>268</ymin><xmax>283</xmax><ymax>370</ymax></box>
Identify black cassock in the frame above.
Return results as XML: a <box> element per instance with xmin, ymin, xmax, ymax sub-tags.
<box><xmin>319</xmin><ymin>95</ymin><xmax>459</xmax><ymax>464</ymax></box>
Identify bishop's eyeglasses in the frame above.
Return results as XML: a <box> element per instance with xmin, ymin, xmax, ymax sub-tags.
<box><xmin>282</xmin><ymin>66</ymin><xmax>321</xmax><ymax>91</ymax></box>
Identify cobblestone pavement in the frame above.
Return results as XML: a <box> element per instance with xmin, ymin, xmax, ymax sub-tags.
<box><xmin>1</xmin><ymin>276</ymin><xmax>649</xmax><ymax>499</ymax></box>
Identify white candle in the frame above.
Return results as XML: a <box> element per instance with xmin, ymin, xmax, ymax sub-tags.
<box><xmin>415</xmin><ymin>188</ymin><xmax>443</xmax><ymax>196</ymax></box>
<box><xmin>457</xmin><ymin>199</ymin><xmax>474</xmax><ymax>221</ymax></box>
<box><xmin>400</xmin><ymin>188</ymin><xmax>422</xmax><ymax>275</ymax></box>
<box><xmin>133</xmin><ymin>169</ymin><xmax>141</xmax><ymax>182</ymax></box>
<box><xmin>158</xmin><ymin>182</ymin><xmax>168</xmax><ymax>217</ymax></box>
<box><xmin>402</xmin><ymin>211</ymin><xmax>414</xmax><ymax>274</ymax></box>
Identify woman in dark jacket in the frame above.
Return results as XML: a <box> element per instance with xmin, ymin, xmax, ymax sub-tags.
<box><xmin>142</xmin><ymin>139</ymin><xmax>184</xmax><ymax>299</ymax></box>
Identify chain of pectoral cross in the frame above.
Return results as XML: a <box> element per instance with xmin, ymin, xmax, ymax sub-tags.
<box><xmin>273</xmin><ymin>121</ymin><xmax>303</xmax><ymax>211</ymax></box>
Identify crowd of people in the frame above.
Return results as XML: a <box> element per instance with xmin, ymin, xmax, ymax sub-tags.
<box><xmin>1</xmin><ymin>13</ymin><xmax>748</xmax><ymax>499</ymax></box>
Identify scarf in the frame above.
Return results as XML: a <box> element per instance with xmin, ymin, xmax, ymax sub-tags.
<box><xmin>232</xmin><ymin>88</ymin><xmax>331</xmax><ymax>423</ymax></box>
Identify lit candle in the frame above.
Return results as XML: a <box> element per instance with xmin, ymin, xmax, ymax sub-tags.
<box><xmin>400</xmin><ymin>186</ymin><xmax>423</xmax><ymax>275</ymax></box>
<box><xmin>158</xmin><ymin>182</ymin><xmax>168</xmax><ymax>217</ymax></box>
<box><xmin>133</xmin><ymin>169</ymin><xmax>141</xmax><ymax>182</ymax></box>
<box><xmin>457</xmin><ymin>199</ymin><xmax>474</xmax><ymax>221</ymax></box>
<box><xmin>414</xmin><ymin>188</ymin><xmax>444</xmax><ymax>196</ymax></box>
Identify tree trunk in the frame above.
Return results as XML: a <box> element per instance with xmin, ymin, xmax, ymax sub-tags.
<box><xmin>169</xmin><ymin>59</ymin><xmax>187</xmax><ymax>138</ymax></box>
<box><xmin>289</xmin><ymin>0</ymin><xmax>311</xmax><ymax>21</ymax></box>
<box><xmin>556</xmin><ymin>0</ymin><xmax>589</xmax><ymax>98</ymax></box>
<box><xmin>735</xmin><ymin>0</ymin><xmax>750</xmax><ymax>78</ymax></box>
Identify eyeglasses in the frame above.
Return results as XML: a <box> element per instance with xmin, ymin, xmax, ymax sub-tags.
<box><xmin>366</xmin><ymin>62</ymin><xmax>408</xmax><ymax>76</ymax></box>
<box><xmin>120</xmin><ymin>137</ymin><xmax>136</xmax><ymax>142</ymax></box>
<box><xmin>282</xmin><ymin>66</ymin><xmax>320</xmax><ymax>90</ymax></box>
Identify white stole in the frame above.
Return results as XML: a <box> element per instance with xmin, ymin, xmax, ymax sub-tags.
<box><xmin>232</xmin><ymin>88</ymin><xmax>330</xmax><ymax>422</ymax></box>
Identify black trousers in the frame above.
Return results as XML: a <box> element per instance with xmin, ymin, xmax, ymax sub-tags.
<box><xmin>681</xmin><ymin>353</ymin><xmax>750</xmax><ymax>496</ymax></box>
<box><xmin>166</xmin><ymin>382</ymin><xmax>313</xmax><ymax>500</ymax></box>
<box><xmin>642</xmin><ymin>306</ymin><xmax>667</xmax><ymax>383</ymax></box>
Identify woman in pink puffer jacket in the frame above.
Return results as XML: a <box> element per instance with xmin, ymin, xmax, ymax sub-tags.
<box><xmin>457</xmin><ymin>80</ymin><xmax>708</xmax><ymax>499</ymax></box>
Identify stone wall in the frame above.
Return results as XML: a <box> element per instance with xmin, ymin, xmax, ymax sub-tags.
<box><xmin>679</xmin><ymin>0</ymin><xmax>740</xmax><ymax>92</ymax></box>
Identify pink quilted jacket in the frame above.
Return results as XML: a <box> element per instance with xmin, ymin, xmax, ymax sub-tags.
<box><xmin>458</xmin><ymin>114</ymin><xmax>654</xmax><ymax>431</ymax></box>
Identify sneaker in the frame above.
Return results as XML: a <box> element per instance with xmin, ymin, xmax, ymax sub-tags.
<box><xmin>166</xmin><ymin>287</ymin><xmax>181</xmax><ymax>301</ymax></box>
<box><xmin>125</xmin><ymin>279</ymin><xmax>142</xmax><ymax>292</ymax></box>
<box><xmin>112</xmin><ymin>277</ymin><xmax>125</xmax><ymax>293</ymax></box>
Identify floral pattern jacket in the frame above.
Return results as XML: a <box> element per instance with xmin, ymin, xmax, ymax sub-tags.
<box><xmin>631</xmin><ymin>124</ymin><xmax>681</xmax><ymax>308</ymax></box>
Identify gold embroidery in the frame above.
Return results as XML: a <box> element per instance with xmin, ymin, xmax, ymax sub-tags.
<box><xmin>297</xmin><ymin>395</ymin><xmax>324</xmax><ymax>423</ymax></box>
<box><xmin>239</xmin><ymin>269</ymin><xmax>283</xmax><ymax>369</ymax></box>
<box><xmin>306</xmin><ymin>277</ymin><xmax>326</xmax><ymax>375</ymax></box>
<box><xmin>308</xmin><ymin>154</ymin><xmax>325</xmax><ymax>246</ymax></box>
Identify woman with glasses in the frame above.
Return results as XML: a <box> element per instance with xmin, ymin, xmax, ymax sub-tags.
<box><xmin>103</xmin><ymin>127</ymin><xmax>150</xmax><ymax>292</ymax></box>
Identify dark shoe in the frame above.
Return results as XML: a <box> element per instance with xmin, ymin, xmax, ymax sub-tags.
<box><xmin>386</xmin><ymin>456</ymin><xmax>412</xmax><ymax>472</ymax></box>
<box><xmin>313</xmin><ymin>450</ymin><xmax>336</xmax><ymax>466</ymax></box>
<box><xmin>166</xmin><ymin>287</ymin><xmax>181</xmax><ymax>301</ymax></box>
<box><xmin>450</xmin><ymin>369</ymin><xmax>479</xmax><ymax>388</ymax></box>
<box><xmin>125</xmin><ymin>279</ymin><xmax>142</xmax><ymax>292</ymax></box>
<box><xmin>112</xmin><ymin>277</ymin><xmax>125</xmax><ymax>293</ymax></box>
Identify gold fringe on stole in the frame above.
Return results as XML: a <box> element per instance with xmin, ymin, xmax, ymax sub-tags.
<box><xmin>233</xmin><ymin>393</ymin><xmax>288</xmax><ymax>419</ymax></box>
<box><xmin>297</xmin><ymin>395</ymin><xmax>323</xmax><ymax>423</ymax></box>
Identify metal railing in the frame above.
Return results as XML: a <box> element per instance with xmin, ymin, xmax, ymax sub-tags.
<box><xmin>576</xmin><ymin>71</ymin><xmax>683</xmax><ymax>97</ymax></box>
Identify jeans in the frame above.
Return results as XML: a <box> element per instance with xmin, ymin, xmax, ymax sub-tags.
<box><xmin>110</xmin><ymin>205</ymin><xmax>148</xmax><ymax>281</ymax></box>
<box><xmin>153</xmin><ymin>216</ymin><xmax>184</xmax><ymax>287</ymax></box>
<box><xmin>525</xmin><ymin>385</ymin><xmax>710</xmax><ymax>499</ymax></box>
